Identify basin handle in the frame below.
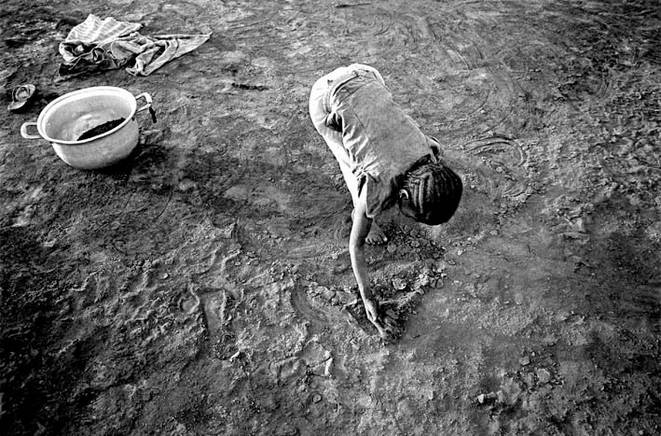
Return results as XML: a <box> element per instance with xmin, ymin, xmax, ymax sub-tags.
<box><xmin>20</xmin><ymin>121</ymin><xmax>42</xmax><ymax>140</ymax></box>
<box><xmin>135</xmin><ymin>92</ymin><xmax>152</xmax><ymax>113</ymax></box>
<box><xmin>135</xmin><ymin>92</ymin><xmax>156</xmax><ymax>123</ymax></box>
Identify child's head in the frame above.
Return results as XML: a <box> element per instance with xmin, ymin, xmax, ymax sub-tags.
<box><xmin>398</xmin><ymin>156</ymin><xmax>463</xmax><ymax>225</ymax></box>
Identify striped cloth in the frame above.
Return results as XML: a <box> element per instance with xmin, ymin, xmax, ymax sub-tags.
<box><xmin>58</xmin><ymin>14</ymin><xmax>211</xmax><ymax>79</ymax></box>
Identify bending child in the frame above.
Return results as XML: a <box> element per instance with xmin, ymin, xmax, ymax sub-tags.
<box><xmin>309</xmin><ymin>64</ymin><xmax>463</xmax><ymax>339</ymax></box>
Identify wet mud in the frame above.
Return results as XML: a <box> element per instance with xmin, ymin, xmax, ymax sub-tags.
<box><xmin>1</xmin><ymin>0</ymin><xmax>659</xmax><ymax>434</ymax></box>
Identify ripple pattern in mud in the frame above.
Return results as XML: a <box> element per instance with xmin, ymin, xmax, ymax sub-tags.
<box><xmin>463</xmin><ymin>135</ymin><xmax>535</xmax><ymax>205</ymax></box>
<box><xmin>327</xmin><ymin>2</ymin><xmax>523</xmax><ymax>137</ymax></box>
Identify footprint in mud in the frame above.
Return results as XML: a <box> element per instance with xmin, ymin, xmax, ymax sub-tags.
<box><xmin>290</xmin><ymin>283</ymin><xmax>332</xmax><ymax>327</ymax></box>
<box><xmin>193</xmin><ymin>286</ymin><xmax>238</xmax><ymax>359</ymax></box>
<box><xmin>290</xmin><ymin>280</ymin><xmax>356</xmax><ymax>332</ymax></box>
<box><xmin>331</xmin><ymin>213</ymin><xmax>352</xmax><ymax>242</ymax></box>
<box><xmin>121</xmin><ymin>265</ymin><xmax>162</xmax><ymax>320</ymax></box>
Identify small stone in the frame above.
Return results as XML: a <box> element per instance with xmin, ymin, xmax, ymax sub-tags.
<box><xmin>477</xmin><ymin>392</ymin><xmax>497</xmax><ymax>404</ymax></box>
<box><xmin>392</xmin><ymin>277</ymin><xmax>407</xmax><ymax>291</ymax></box>
<box><xmin>542</xmin><ymin>334</ymin><xmax>558</xmax><ymax>346</ymax></box>
<box><xmin>312</xmin><ymin>393</ymin><xmax>322</xmax><ymax>403</ymax></box>
<box><xmin>178</xmin><ymin>178</ymin><xmax>197</xmax><ymax>192</ymax></box>
<box><xmin>324</xmin><ymin>358</ymin><xmax>333</xmax><ymax>377</ymax></box>
<box><xmin>219</xmin><ymin>223</ymin><xmax>236</xmax><ymax>239</ymax></box>
<box><xmin>519</xmin><ymin>356</ymin><xmax>530</xmax><ymax>366</ymax></box>
<box><xmin>319</xmin><ymin>286</ymin><xmax>336</xmax><ymax>301</ymax></box>
<box><xmin>536</xmin><ymin>368</ymin><xmax>551</xmax><ymax>384</ymax></box>
<box><xmin>123</xmin><ymin>13</ymin><xmax>145</xmax><ymax>21</ymax></box>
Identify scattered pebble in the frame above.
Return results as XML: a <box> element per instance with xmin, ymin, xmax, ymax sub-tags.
<box><xmin>392</xmin><ymin>277</ymin><xmax>407</xmax><ymax>291</ymax></box>
<box><xmin>324</xmin><ymin>357</ymin><xmax>333</xmax><ymax>377</ymax></box>
<box><xmin>229</xmin><ymin>350</ymin><xmax>242</xmax><ymax>361</ymax></box>
<box><xmin>477</xmin><ymin>392</ymin><xmax>498</xmax><ymax>404</ymax></box>
<box><xmin>319</xmin><ymin>286</ymin><xmax>336</xmax><ymax>301</ymax></box>
<box><xmin>536</xmin><ymin>368</ymin><xmax>552</xmax><ymax>384</ymax></box>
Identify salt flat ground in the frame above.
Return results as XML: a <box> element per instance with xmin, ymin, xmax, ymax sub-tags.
<box><xmin>1</xmin><ymin>0</ymin><xmax>659</xmax><ymax>434</ymax></box>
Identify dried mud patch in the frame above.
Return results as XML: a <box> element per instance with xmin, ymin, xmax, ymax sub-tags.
<box><xmin>2</xmin><ymin>0</ymin><xmax>660</xmax><ymax>434</ymax></box>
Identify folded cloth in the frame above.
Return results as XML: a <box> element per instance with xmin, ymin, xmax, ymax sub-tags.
<box><xmin>112</xmin><ymin>33</ymin><xmax>212</xmax><ymax>76</ymax></box>
<box><xmin>58</xmin><ymin>14</ymin><xmax>211</xmax><ymax>79</ymax></box>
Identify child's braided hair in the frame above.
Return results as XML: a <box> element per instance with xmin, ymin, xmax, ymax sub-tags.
<box><xmin>400</xmin><ymin>155</ymin><xmax>463</xmax><ymax>225</ymax></box>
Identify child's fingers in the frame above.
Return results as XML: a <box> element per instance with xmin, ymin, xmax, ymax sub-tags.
<box><xmin>374</xmin><ymin>322</ymin><xmax>389</xmax><ymax>338</ymax></box>
<box><xmin>384</xmin><ymin>317</ymin><xmax>398</xmax><ymax>330</ymax></box>
<box><xmin>378</xmin><ymin>322</ymin><xmax>400</xmax><ymax>341</ymax></box>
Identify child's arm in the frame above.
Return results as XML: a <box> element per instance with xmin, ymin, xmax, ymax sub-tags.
<box><xmin>349</xmin><ymin>192</ymin><xmax>395</xmax><ymax>339</ymax></box>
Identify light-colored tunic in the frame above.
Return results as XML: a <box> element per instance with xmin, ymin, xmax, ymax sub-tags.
<box><xmin>309</xmin><ymin>64</ymin><xmax>438</xmax><ymax>218</ymax></box>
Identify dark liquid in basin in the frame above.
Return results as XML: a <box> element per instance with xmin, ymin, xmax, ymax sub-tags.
<box><xmin>77</xmin><ymin>118</ymin><xmax>126</xmax><ymax>141</ymax></box>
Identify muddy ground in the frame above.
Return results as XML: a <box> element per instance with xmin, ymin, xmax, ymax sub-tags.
<box><xmin>1</xmin><ymin>0</ymin><xmax>660</xmax><ymax>434</ymax></box>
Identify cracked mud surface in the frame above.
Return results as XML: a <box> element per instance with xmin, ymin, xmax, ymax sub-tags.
<box><xmin>1</xmin><ymin>0</ymin><xmax>660</xmax><ymax>434</ymax></box>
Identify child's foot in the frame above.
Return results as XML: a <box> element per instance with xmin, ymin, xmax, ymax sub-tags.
<box><xmin>366</xmin><ymin>222</ymin><xmax>388</xmax><ymax>245</ymax></box>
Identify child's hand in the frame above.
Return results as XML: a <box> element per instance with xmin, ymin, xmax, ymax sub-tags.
<box><xmin>362</xmin><ymin>296</ymin><xmax>399</xmax><ymax>340</ymax></box>
<box><xmin>363</xmin><ymin>297</ymin><xmax>380</xmax><ymax>324</ymax></box>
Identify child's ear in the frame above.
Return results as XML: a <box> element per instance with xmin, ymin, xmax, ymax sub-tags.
<box><xmin>399</xmin><ymin>189</ymin><xmax>409</xmax><ymax>201</ymax></box>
